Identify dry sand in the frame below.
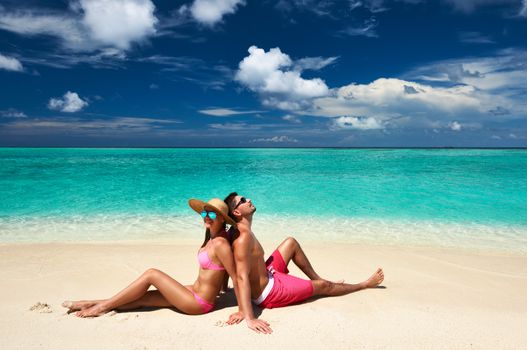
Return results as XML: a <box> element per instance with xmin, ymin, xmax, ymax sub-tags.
<box><xmin>1</xmin><ymin>241</ymin><xmax>526</xmax><ymax>349</ymax></box>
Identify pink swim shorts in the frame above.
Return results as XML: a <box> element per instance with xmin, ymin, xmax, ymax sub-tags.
<box><xmin>258</xmin><ymin>250</ymin><xmax>314</xmax><ymax>309</ymax></box>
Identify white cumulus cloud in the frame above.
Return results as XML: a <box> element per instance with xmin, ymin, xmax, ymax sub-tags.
<box><xmin>189</xmin><ymin>0</ymin><xmax>245</xmax><ymax>26</ymax></box>
<box><xmin>337</xmin><ymin>78</ymin><xmax>480</xmax><ymax>113</ymax></box>
<box><xmin>449</xmin><ymin>121</ymin><xmax>462</xmax><ymax>131</ymax></box>
<box><xmin>311</xmin><ymin>78</ymin><xmax>483</xmax><ymax>129</ymax></box>
<box><xmin>0</xmin><ymin>53</ymin><xmax>23</xmax><ymax>71</ymax></box>
<box><xmin>48</xmin><ymin>91</ymin><xmax>88</xmax><ymax>113</ymax></box>
<box><xmin>79</xmin><ymin>0</ymin><xmax>157</xmax><ymax>50</ymax></box>
<box><xmin>0</xmin><ymin>0</ymin><xmax>158</xmax><ymax>52</ymax></box>
<box><xmin>235</xmin><ymin>47</ymin><xmax>527</xmax><ymax>133</ymax></box>
<box><xmin>235</xmin><ymin>46</ymin><xmax>330</xmax><ymax>111</ymax></box>
<box><xmin>331</xmin><ymin>116</ymin><xmax>384</xmax><ymax>130</ymax></box>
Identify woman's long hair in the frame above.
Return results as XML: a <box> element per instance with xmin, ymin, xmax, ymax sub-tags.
<box><xmin>201</xmin><ymin>228</ymin><xmax>211</xmax><ymax>248</ymax></box>
<box><xmin>201</xmin><ymin>222</ymin><xmax>227</xmax><ymax>248</ymax></box>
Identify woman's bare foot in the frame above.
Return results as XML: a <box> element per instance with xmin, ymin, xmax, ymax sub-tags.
<box><xmin>62</xmin><ymin>300</ymin><xmax>98</xmax><ymax>312</ymax></box>
<box><xmin>75</xmin><ymin>303</ymin><xmax>110</xmax><ymax>318</ymax></box>
<box><xmin>362</xmin><ymin>268</ymin><xmax>384</xmax><ymax>288</ymax></box>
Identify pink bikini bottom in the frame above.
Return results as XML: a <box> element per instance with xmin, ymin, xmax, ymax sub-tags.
<box><xmin>192</xmin><ymin>291</ymin><xmax>214</xmax><ymax>313</ymax></box>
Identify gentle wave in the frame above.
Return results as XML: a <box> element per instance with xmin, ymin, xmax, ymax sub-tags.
<box><xmin>1</xmin><ymin>214</ymin><xmax>526</xmax><ymax>253</ymax></box>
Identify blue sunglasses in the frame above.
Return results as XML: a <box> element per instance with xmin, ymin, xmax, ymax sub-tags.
<box><xmin>200</xmin><ymin>211</ymin><xmax>217</xmax><ymax>220</ymax></box>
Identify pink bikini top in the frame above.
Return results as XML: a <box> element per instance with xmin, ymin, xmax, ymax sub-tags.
<box><xmin>198</xmin><ymin>250</ymin><xmax>225</xmax><ymax>271</ymax></box>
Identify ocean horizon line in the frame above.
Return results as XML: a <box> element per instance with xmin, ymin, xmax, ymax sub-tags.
<box><xmin>1</xmin><ymin>146</ymin><xmax>527</xmax><ymax>150</ymax></box>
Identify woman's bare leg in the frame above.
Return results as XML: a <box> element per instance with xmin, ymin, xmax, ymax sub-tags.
<box><xmin>311</xmin><ymin>268</ymin><xmax>384</xmax><ymax>297</ymax></box>
<box><xmin>116</xmin><ymin>290</ymin><xmax>173</xmax><ymax>310</ymax></box>
<box><xmin>62</xmin><ymin>300</ymin><xmax>104</xmax><ymax>311</ymax></box>
<box><xmin>65</xmin><ymin>291</ymin><xmax>173</xmax><ymax>313</ymax></box>
<box><xmin>75</xmin><ymin>268</ymin><xmax>202</xmax><ymax>317</ymax></box>
<box><xmin>276</xmin><ymin>237</ymin><xmax>322</xmax><ymax>280</ymax></box>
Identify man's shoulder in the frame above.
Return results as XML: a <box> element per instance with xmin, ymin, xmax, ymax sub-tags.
<box><xmin>232</xmin><ymin>227</ymin><xmax>254</xmax><ymax>246</ymax></box>
<box><xmin>234</xmin><ymin>229</ymin><xmax>251</xmax><ymax>240</ymax></box>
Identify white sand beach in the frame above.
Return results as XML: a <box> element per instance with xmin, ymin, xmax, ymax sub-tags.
<box><xmin>1</xmin><ymin>241</ymin><xmax>526</xmax><ymax>349</ymax></box>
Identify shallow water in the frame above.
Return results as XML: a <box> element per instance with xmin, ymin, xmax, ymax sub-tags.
<box><xmin>1</xmin><ymin>148</ymin><xmax>526</xmax><ymax>251</ymax></box>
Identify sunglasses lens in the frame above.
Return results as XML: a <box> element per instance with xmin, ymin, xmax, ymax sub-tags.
<box><xmin>201</xmin><ymin>211</ymin><xmax>217</xmax><ymax>220</ymax></box>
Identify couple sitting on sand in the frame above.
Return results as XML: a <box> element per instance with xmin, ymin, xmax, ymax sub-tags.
<box><xmin>63</xmin><ymin>193</ymin><xmax>384</xmax><ymax>334</ymax></box>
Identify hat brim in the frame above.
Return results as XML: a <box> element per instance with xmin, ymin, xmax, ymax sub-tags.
<box><xmin>188</xmin><ymin>199</ymin><xmax>236</xmax><ymax>227</ymax></box>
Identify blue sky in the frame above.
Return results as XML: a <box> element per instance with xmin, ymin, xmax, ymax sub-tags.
<box><xmin>1</xmin><ymin>0</ymin><xmax>526</xmax><ymax>147</ymax></box>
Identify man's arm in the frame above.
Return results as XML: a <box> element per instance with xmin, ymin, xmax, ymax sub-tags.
<box><xmin>232</xmin><ymin>233</ymin><xmax>272</xmax><ymax>334</ymax></box>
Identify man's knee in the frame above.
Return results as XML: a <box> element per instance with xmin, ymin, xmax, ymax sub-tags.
<box><xmin>284</xmin><ymin>236</ymin><xmax>298</xmax><ymax>247</ymax></box>
<box><xmin>312</xmin><ymin>279</ymin><xmax>332</xmax><ymax>294</ymax></box>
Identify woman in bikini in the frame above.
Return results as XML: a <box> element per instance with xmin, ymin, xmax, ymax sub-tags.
<box><xmin>63</xmin><ymin>198</ymin><xmax>240</xmax><ymax>317</ymax></box>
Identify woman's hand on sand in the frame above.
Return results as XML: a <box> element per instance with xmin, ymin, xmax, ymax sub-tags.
<box><xmin>227</xmin><ymin>311</ymin><xmax>244</xmax><ymax>324</ymax></box>
<box><xmin>246</xmin><ymin>318</ymin><xmax>273</xmax><ymax>334</ymax></box>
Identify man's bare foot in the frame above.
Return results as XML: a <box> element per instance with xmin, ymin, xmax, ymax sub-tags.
<box><xmin>75</xmin><ymin>303</ymin><xmax>109</xmax><ymax>318</ymax></box>
<box><xmin>62</xmin><ymin>300</ymin><xmax>98</xmax><ymax>312</ymax></box>
<box><xmin>363</xmin><ymin>268</ymin><xmax>384</xmax><ymax>289</ymax></box>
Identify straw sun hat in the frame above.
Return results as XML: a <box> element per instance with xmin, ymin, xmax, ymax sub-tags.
<box><xmin>188</xmin><ymin>198</ymin><xmax>236</xmax><ymax>226</ymax></box>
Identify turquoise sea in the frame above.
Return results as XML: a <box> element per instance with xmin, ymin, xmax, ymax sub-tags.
<box><xmin>1</xmin><ymin>148</ymin><xmax>526</xmax><ymax>252</ymax></box>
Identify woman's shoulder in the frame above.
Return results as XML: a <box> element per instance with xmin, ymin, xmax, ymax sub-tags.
<box><xmin>211</xmin><ymin>236</ymin><xmax>230</xmax><ymax>248</ymax></box>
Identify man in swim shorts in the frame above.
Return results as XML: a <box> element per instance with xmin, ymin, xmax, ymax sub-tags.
<box><xmin>223</xmin><ymin>192</ymin><xmax>385</xmax><ymax>334</ymax></box>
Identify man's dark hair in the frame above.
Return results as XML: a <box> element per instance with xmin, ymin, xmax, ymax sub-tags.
<box><xmin>224</xmin><ymin>192</ymin><xmax>239</xmax><ymax>222</ymax></box>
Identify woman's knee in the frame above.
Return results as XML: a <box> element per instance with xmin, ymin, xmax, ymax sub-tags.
<box><xmin>143</xmin><ymin>268</ymin><xmax>162</xmax><ymax>280</ymax></box>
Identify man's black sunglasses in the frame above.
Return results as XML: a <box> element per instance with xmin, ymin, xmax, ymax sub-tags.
<box><xmin>233</xmin><ymin>197</ymin><xmax>247</xmax><ymax>210</ymax></box>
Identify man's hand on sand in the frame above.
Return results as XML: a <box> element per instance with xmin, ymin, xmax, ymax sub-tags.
<box><xmin>227</xmin><ymin>311</ymin><xmax>244</xmax><ymax>325</ymax></box>
<box><xmin>246</xmin><ymin>318</ymin><xmax>273</xmax><ymax>334</ymax></box>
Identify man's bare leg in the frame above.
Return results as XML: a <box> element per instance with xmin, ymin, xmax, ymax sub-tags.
<box><xmin>275</xmin><ymin>237</ymin><xmax>323</xmax><ymax>280</ymax></box>
<box><xmin>311</xmin><ymin>268</ymin><xmax>384</xmax><ymax>297</ymax></box>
